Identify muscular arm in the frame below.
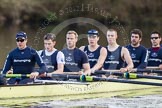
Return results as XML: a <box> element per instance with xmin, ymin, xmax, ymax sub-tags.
<box><xmin>54</xmin><ymin>51</ymin><xmax>65</xmax><ymax>74</ymax></box>
<box><xmin>121</xmin><ymin>47</ymin><xmax>134</xmax><ymax>72</ymax></box>
<box><xmin>83</xmin><ymin>63</ymin><xmax>91</xmax><ymax>75</ymax></box>
<box><xmin>81</xmin><ymin>50</ymin><xmax>91</xmax><ymax>75</ymax></box>
<box><xmin>91</xmin><ymin>47</ymin><xmax>107</xmax><ymax>72</ymax></box>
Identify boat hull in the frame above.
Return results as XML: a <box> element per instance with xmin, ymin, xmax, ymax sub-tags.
<box><xmin>0</xmin><ymin>79</ymin><xmax>162</xmax><ymax>99</ymax></box>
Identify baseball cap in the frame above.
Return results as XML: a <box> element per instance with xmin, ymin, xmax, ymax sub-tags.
<box><xmin>16</xmin><ymin>31</ymin><xmax>27</xmax><ymax>39</ymax></box>
<box><xmin>87</xmin><ymin>29</ymin><xmax>99</xmax><ymax>36</ymax></box>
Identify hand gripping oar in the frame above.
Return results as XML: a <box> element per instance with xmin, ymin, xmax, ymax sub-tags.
<box><xmin>50</xmin><ymin>74</ymin><xmax>162</xmax><ymax>86</ymax></box>
<box><xmin>93</xmin><ymin>70</ymin><xmax>162</xmax><ymax>80</ymax></box>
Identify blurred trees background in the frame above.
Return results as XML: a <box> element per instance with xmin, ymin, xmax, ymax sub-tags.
<box><xmin>0</xmin><ymin>0</ymin><xmax>162</xmax><ymax>67</ymax></box>
<box><xmin>0</xmin><ymin>0</ymin><xmax>162</xmax><ymax>47</ymax></box>
<box><xmin>0</xmin><ymin>0</ymin><xmax>162</xmax><ymax>27</ymax></box>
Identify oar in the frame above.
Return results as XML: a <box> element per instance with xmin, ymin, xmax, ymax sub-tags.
<box><xmin>1</xmin><ymin>74</ymin><xmax>30</xmax><ymax>78</ymax></box>
<box><xmin>1</xmin><ymin>72</ymin><xmax>79</xmax><ymax>78</ymax></box>
<box><xmin>146</xmin><ymin>66</ymin><xmax>160</xmax><ymax>70</ymax></box>
<box><xmin>93</xmin><ymin>70</ymin><xmax>162</xmax><ymax>80</ymax></box>
<box><xmin>34</xmin><ymin>79</ymin><xmax>89</xmax><ymax>85</ymax></box>
<box><xmin>135</xmin><ymin>69</ymin><xmax>162</xmax><ymax>74</ymax></box>
<box><xmin>50</xmin><ymin>74</ymin><xmax>162</xmax><ymax>86</ymax></box>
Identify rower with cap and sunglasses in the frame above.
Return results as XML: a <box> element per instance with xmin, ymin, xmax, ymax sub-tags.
<box><xmin>80</xmin><ymin>29</ymin><xmax>107</xmax><ymax>73</ymax></box>
<box><xmin>2</xmin><ymin>31</ymin><xmax>46</xmax><ymax>84</ymax></box>
<box><xmin>147</xmin><ymin>31</ymin><xmax>162</xmax><ymax>70</ymax></box>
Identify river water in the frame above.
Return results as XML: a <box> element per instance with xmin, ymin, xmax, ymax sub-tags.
<box><xmin>25</xmin><ymin>95</ymin><xmax>162</xmax><ymax>108</ymax></box>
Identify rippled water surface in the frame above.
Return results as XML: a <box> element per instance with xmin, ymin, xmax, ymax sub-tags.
<box><xmin>27</xmin><ymin>95</ymin><xmax>162</xmax><ymax>108</ymax></box>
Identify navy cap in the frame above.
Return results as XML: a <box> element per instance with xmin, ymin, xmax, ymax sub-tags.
<box><xmin>16</xmin><ymin>31</ymin><xmax>27</xmax><ymax>39</ymax></box>
<box><xmin>87</xmin><ymin>29</ymin><xmax>99</xmax><ymax>36</ymax></box>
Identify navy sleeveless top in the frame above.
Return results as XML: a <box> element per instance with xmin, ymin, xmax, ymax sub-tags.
<box><xmin>41</xmin><ymin>50</ymin><xmax>58</xmax><ymax>73</ymax></box>
<box><xmin>84</xmin><ymin>46</ymin><xmax>102</xmax><ymax>68</ymax></box>
<box><xmin>104</xmin><ymin>46</ymin><xmax>124</xmax><ymax>69</ymax></box>
<box><xmin>62</xmin><ymin>48</ymin><xmax>89</xmax><ymax>72</ymax></box>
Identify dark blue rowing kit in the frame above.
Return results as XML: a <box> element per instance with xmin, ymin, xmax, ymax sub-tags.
<box><xmin>40</xmin><ymin>50</ymin><xmax>59</xmax><ymax>73</ymax></box>
<box><xmin>62</xmin><ymin>48</ymin><xmax>89</xmax><ymax>72</ymax></box>
<box><xmin>2</xmin><ymin>46</ymin><xmax>46</xmax><ymax>84</ymax></box>
<box><xmin>147</xmin><ymin>47</ymin><xmax>162</xmax><ymax>66</ymax></box>
<box><xmin>104</xmin><ymin>46</ymin><xmax>125</xmax><ymax>69</ymax></box>
<box><xmin>126</xmin><ymin>45</ymin><xmax>148</xmax><ymax>69</ymax></box>
<box><xmin>83</xmin><ymin>46</ymin><xmax>102</xmax><ymax>68</ymax></box>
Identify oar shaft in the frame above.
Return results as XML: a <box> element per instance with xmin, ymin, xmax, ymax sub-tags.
<box><xmin>51</xmin><ymin>74</ymin><xmax>162</xmax><ymax>86</ymax></box>
<box><xmin>94</xmin><ymin>70</ymin><xmax>162</xmax><ymax>80</ymax></box>
<box><xmin>137</xmin><ymin>69</ymin><xmax>162</xmax><ymax>73</ymax></box>
<box><xmin>2</xmin><ymin>74</ymin><xmax>30</xmax><ymax>78</ymax></box>
<box><xmin>92</xmin><ymin>77</ymin><xmax>162</xmax><ymax>86</ymax></box>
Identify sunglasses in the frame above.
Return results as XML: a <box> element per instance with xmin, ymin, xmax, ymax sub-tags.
<box><xmin>151</xmin><ymin>37</ymin><xmax>159</xmax><ymax>40</ymax></box>
<box><xmin>16</xmin><ymin>39</ymin><xmax>25</xmax><ymax>42</ymax></box>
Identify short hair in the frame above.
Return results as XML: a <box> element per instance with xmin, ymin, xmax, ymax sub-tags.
<box><xmin>130</xmin><ymin>29</ymin><xmax>143</xmax><ymax>38</ymax></box>
<box><xmin>151</xmin><ymin>31</ymin><xmax>161</xmax><ymax>37</ymax></box>
<box><xmin>107</xmin><ymin>29</ymin><xmax>118</xmax><ymax>35</ymax></box>
<box><xmin>44</xmin><ymin>33</ymin><xmax>56</xmax><ymax>42</ymax></box>
<box><xmin>66</xmin><ymin>30</ymin><xmax>78</xmax><ymax>38</ymax></box>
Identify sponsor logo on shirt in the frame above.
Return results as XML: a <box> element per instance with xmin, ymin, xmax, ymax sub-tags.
<box><xmin>14</xmin><ymin>59</ymin><xmax>31</xmax><ymax>62</ymax></box>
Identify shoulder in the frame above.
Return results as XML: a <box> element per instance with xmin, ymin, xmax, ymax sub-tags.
<box><xmin>57</xmin><ymin>51</ymin><xmax>64</xmax><ymax>56</ymax></box>
<box><xmin>7</xmin><ymin>48</ymin><xmax>18</xmax><ymax>56</ymax></box>
<box><xmin>100</xmin><ymin>46</ymin><xmax>107</xmax><ymax>53</ymax></box>
<box><xmin>26</xmin><ymin>47</ymin><xmax>37</xmax><ymax>53</ymax></box>
<box><xmin>74</xmin><ymin>48</ymin><xmax>86</xmax><ymax>55</ymax></box>
<box><xmin>9</xmin><ymin>48</ymin><xmax>18</xmax><ymax>53</ymax></box>
<box><xmin>61</xmin><ymin>48</ymin><xmax>67</xmax><ymax>52</ymax></box>
<box><xmin>139</xmin><ymin>45</ymin><xmax>147</xmax><ymax>50</ymax></box>
<box><xmin>121</xmin><ymin>46</ymin><xmax>129</xmax><ymax>53</ymax></box>
<box><xmin>37</xmin><ymin>50</ymin><xmax>43</xmax><ymax>56</ymax></box>
<box><xmin>125</xmin><ymin>44</ymin><xmax>131</xmax><ymax>48</ymax></box>
<box><xmin>159</xmin><ymin>47</ymin><xmax>162</xmax><ymax>52</ymax></box>
<box><xmin>79</xmin><ymin>46</ymin><xmax>86</xmax><ymax>51</ymax></box>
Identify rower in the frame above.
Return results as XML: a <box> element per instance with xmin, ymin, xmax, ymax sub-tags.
<box><xmin>80</xmin><ymin>29</ymin><xmax>107</xmax><ymax>73</ymax></box>
<box><xmin>38</xmin><ymin>33</ymin><xmax>65</xmax><ymax>79</ymax></box>
<box><xmin>103</xmin><ymin>29</ymin><xmax>134</xmax><ymax>72</ymax></box>
<box><xmin>147</xmin><ymin>31</ymin><xmax>162</xmax><ymax>75</ymax></box>
<box><xmin>126</xmin><ymin>29</ymin><xmax>148</xmax><ymax>70</ymax></box>
<box><xmin>2</xmin><ymin>31</ymin><xmax>46</xmax><ymax>84</ymax></box>
<box><xmin>62</xmin><ymin>30</ymin><xmax>91</xmax><ymax>75</ymax></box>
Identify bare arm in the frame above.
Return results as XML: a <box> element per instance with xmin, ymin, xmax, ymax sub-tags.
<box><xmin>47</xmin><ymin>51</ymin><xmax>65</xmax><ymax>76</ymax></box>
<box><xmin>54</xmin><ymin>63</ymin><xmax>64</xmax><ymax>74</ymax></box>
<box><xmin>120</xmin><ymin>47</ymin><xmax>134</xmax><ymax>72</ymax></box>
<box><xmin>82</xmin><ymin>63</ymin><xmax>91</xmax><ymax>75</ymax></box>
<box><xmin>91</xmin><ymin>47</ymin><xmax>107</xmax><ymax>72</ymax></box>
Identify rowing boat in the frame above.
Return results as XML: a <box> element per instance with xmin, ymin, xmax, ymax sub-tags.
<box><xmin>0</xmin><ymin>78</ymin><xmax>162</xmax><ymax>107</ymax></box>
<box><xmin>1</xmin><ymin>69</ymin><xmax>162</xmax><ymax>107</ymax></box>
<box><xmin>1</xmin><ymin>79</ymin><xmax>162</xmax><ymax>99</ymax></box>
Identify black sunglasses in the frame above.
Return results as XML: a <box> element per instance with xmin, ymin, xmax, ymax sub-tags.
<box><xmin>16</xmin><ymin>39</ymin><xmax>25</xmax><ymax>42</ymax></box>
<box><xmin>151</xmin><ymin>37</ymin><xmax>159</xmax><ymax>40</ymax></box>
